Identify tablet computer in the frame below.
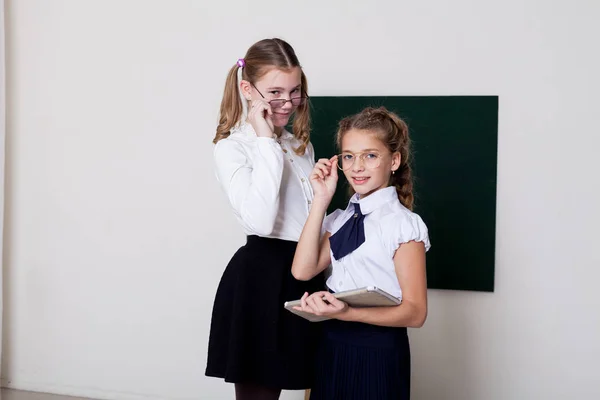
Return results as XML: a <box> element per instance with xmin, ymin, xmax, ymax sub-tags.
<box><xmin>284</xmin><ymin>286</ymin><xmax>401</xmax><ymax>322</ymax></box>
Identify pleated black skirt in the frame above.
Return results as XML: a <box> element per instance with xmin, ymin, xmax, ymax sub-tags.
<box><xmin>310</xmin><ymin>319</ymin><xmax>411</xmax><ymax>400</ymax></box>
<box><xmin>205</xmin><ymin>235</ymin><xmax>325</xmax><ymax>389</ymax></box>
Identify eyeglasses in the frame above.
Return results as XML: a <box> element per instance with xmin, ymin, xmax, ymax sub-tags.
<box><xmin>251</xmin><ymin>83</ymin><xmax>308</xmax><ymax>109</ymax></box>
<box><xmin>336</xmin><ymin>151</ymin><xmax>386</xmax><ymax>171</ymax></box>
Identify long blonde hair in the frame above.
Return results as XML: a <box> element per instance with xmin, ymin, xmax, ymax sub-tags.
<box><xmin>336</xmin><ymin>107</ymin><xmax>414</xmax><ymax>209</ymax></box>
<box><xmin>213</xmin><ymin>38</ymin><xmax>311</xmax><ymax>156</ymax></box>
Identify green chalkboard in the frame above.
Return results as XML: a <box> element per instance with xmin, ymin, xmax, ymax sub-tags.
<box><xmin>308</xmin><ymin>96</ymin><xmax>498</xmax><ymax>292</ymax></box>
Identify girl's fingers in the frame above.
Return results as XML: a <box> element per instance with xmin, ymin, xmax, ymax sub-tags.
<box><xmin>300</xmin><ymin>292</ymin><xmax>307</xmax><ymax>308</ymax></box>
<box><xmin>305</xmin><ymin>296</ymin><xmax>319</xmax><ymax>313</ymax></box>
<box><xmin>311</xmin><ymin>163</ymin><xmax>332</xmax><ymax>181</ymax></box>
<box><xmin>330</xmin><ymin>163</ymin><xmax>338</xmax><ymax>180</ymax></box>
<box><xmin>249</xmin><ymin>100</ymin><xmax>272</xmax><ymax>117</ymax></box>
<box><xmin>322</xmin><ymin>292</ymin><xmax>346</xmax><ymax>312</ymax></box>
<box><xmin>312</xmin><ymin>296</ymin><xmax>329</xmax><ymax>313</ymax></box>
<box><xmin>306</xmin><ymin>291</ymin><xmax>329</xmax><ymax>313</ymax></box>
<box><xmin>310</xmin><ymin>171</ymin><xmax>323</xmax><ymax>181</ymax></box>
<box><xmin>322</xmin><ymin>291</ymin><xmax>340</xmax><ymax>306</ymax></box>
<box><xmin>315</xmin><ymin>165</ymin><xmax>329</xmax><ymax>178</ymax></box>
<box><xmin>316</xmin><ymin>158</ymin><xmax>332</xmax><ymax>167</ymax></box>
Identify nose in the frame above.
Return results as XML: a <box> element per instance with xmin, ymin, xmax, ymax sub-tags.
<box><xmin>280</xmin><ymin>99</ymin><xmax>294</xmax><ymax>111</ymax></box>
<box><xmin>351</xmin><ymin>156</ymin><xmax>365</xmax><ymax>172</ymax></box>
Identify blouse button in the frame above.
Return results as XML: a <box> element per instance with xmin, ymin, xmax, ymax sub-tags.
<box><xmin>283</xmin><ymin>149</ymin><xmax>288</xmax><ymax>153</ymax></box>
<box><xmin>301</xmin><ymin>178</ymin><xmax>305</xmax><ymax>182</ymax></box>
<box><xmin>290</xmin><ymin>159</ymin><xmax>294</xmax><ymax>163</ymax></box>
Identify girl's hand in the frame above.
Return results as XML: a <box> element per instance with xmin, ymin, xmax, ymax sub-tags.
<box><xmin>293</xmin><ymin>291</ymin><xmax>348</xmax><ymax>319</ymax></box>
<box><xmin>310</xmin><ymin>156</ymin><xmax>338</xmax><ymax>202</ymax></box>
<box><xmin>247</xmin><ymin>99</ymin><xmax>275</xmax><ymax>138</ymax></box>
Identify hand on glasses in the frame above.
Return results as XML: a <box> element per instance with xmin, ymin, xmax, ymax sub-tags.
<box><xmin>310</xmin><ymin>155</ymin><xmax>338</xmax><ymax>204</ymax></box>
<box><xmin>247</xmin><ymin>99</ymin><xmax>275</xmax><ymax>138</ymax></box>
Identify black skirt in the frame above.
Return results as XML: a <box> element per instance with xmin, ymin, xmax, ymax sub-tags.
<box><xmin>310</xmin><ymin>319</ymin><xmax>411</xmax><ymax>400</ymax></box>
<box><xmin>205</xmin><ymin>235</ymin><xmax>325</xmax><ymax>389</ymax></box>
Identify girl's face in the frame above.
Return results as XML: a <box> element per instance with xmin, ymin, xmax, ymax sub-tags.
<box><xmin>242</xmin><ymin>66</ymin><xmax>303</xmax><ymax>128</ymax></box>
<box><xmin>339</xmin><ymin>129</ymin><xmax>401</xmax><ymax>198</ymax></box>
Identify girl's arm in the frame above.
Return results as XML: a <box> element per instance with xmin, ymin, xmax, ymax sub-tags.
<box><xmin>291</xmin><ymin>156</ymin><xmax>338</xmax><ymax>281</ymax></box>
<box><xmin>341</xmin><ymin>240</ymin><xmax>427</xmax><ymax>327</ymax></box>
<box><xmin>214</xmin><ymin>138</ymin><xmax>283</xmax><ymax>236</ymax></box>
<box><xmin>214</xmin><ymin>99</ymin><xmax>284</xmax><ymax>236</ymax></box>
<box><xmin>300</xmin><ymin>240</ymin><xmax>428</xmax><ymax>328</ymax></box>
<box><xmin>291</xmin><ymin>201</ymin><xmax>332</xmax><ymax>281</ymax></box>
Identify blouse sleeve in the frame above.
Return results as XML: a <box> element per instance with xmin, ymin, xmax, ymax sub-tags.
<box><xmin>384</xmin><ymin>211</ymin><xmax>431</xmax><ymax>256</ymax></box>
<box><xmin>213</xmin><ymin>137</ymin><xmax>284</xmax><ymax>236</ymax></box>
<box><xmin>321</xmin><ymin>208</ymin><xmax>344</xmax><ymax>237</ymax></box>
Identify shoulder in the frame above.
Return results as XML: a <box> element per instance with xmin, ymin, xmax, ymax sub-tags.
<box><xmin>381</xmin><ymin>201</ymin><xmax>425</xmax><ymax>226</ymax></box>
<box><xmin>213</xmin><ymin>125</ymin><xmax>256</xmax><ymax>156</ymax></box>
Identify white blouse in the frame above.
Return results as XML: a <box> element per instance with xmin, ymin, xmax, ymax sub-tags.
<box><xmin>213</xmin><ymin>123</ymin><xmax>316</xmax><ymax>242</ymax></box>
<box><xmin>323</xmin><ymin>186</ymin><xmax>431</xmax><ymax>300</ymax></box>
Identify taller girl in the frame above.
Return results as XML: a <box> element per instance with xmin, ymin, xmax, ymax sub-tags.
<box><xmin>205</xmin><ymin>38</ymin><xmax>323</xmax><ymax>400</ymax></box>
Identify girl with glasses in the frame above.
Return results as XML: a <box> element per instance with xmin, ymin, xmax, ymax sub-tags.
<box><xmin>205</xmin><ymin>38</ymin><xmax>322</xmax><ymax>400</ymax></box>
<box><xmin>291</xmin><ymin>107</ymin><xmax>431</xmax><ymax>400</ymax></box>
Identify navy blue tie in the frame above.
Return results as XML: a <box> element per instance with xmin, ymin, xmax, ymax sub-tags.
<box><xmin>329</xmin><ymin>203</ymin><xmax>365</xmax><ymax>260</ymax></box>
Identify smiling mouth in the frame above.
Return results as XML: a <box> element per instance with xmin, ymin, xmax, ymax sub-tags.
<box><xmin>352</xmin><ymin>177</ymin><xmax>370</xmax><ymax>185</ymax></box>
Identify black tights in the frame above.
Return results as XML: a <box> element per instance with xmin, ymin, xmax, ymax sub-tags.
<box><xmin>234</xmin><ymin>383</ymin><xmax>281</xmax><ymax>400</ymax></box>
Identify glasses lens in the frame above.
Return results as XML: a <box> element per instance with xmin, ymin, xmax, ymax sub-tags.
<box><xmin>364</xmin><ymin>154</ymin><xmax>381</xmax><ymax>169</ymax></box>
<box><xmin>270</xmin><ymin>99</ymin><xmax>286</xmax><ymax>109</ymax></box>
<box><xmin>338</xmin><ymin>154</ymin><xmax>354</xmax><ymax>170</ymax></box>
<box><xmin>291</xmin><ymin>97</ymin><xmax>306</xmax><ymax>106</ymax></box>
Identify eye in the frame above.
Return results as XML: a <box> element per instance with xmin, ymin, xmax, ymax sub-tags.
<box><xmin>290</xmin><ymin>88</ymin><xmax>300</xmax><ymax>95</ymax></box>
<box><xmin>365</xmin><ymin>153</ymin><xmax>379</xmax><ymax>159</ymax></box>
<box><xmin>269</xmin><ymin>90</ymin><xmax>281</xmax><ymax>96</ymax></box>
<box><xmin>342</xmin><ymin>154</ymin><xmax>354</xmax><ymax>161</ymax></box>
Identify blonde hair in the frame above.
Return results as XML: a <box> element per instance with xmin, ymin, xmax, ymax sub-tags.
<box><xmin>213</xmin><ymin>38</ymin><xmax>310</xmax><ymax>156</ymax></box>
<box><xmin>336</xmin><ymin>107</ymin><xmax>414</xmax><ymax>209</ymax></box>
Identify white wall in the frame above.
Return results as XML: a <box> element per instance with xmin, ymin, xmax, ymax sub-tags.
<box><xmin>3</xmin><ymin>0</ymin><xmax>599</xmax><ymax>399</ymax></box>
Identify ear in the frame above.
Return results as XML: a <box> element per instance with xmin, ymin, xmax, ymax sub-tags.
<box><xmin>239</xmin><ymin>79</ymin><xmax>253</xmax><ymax>101</ymax></box>
<box><xmin>391</xmin><ymin>152</ymin><xmax>401</xmax><ymax>173</ymax></box>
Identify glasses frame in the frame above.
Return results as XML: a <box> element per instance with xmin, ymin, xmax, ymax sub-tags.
<box><xmin>336</xmin><ymin>151</ymin><xmax>387</xmax><ymax>171</ymax></box>
<box><xmin>250</xmin><ymin>82</ymin><xmax>309</xmax><ymax>110</ymax></box>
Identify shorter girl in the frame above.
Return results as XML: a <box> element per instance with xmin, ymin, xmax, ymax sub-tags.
<box><xmin>291</xmin><ymin>107</ymin><xmax>431</xmax><ymax>400</ymax></box>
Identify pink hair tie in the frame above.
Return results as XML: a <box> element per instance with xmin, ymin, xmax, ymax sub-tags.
<box><xmin>237</xmin><ymin>58</ymin><xmax>245</xmax><ymax>68</ymax></box>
